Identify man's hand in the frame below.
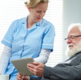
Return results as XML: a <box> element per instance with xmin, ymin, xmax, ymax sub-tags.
<box><xmin>27</xmin><ymin>62</ymin><xmax>44</xmax><ymax>77</ymax></box>
<box><xmin>17</xmin><ymin>73</ymin><xmax>29</xmax><ymax>80</ymax></box>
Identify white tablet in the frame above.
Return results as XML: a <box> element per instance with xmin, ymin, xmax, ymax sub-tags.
<box><xmin>11</xmin><ymin>57</ymin><xmax>34</xmax><ymax>76</ymax></box>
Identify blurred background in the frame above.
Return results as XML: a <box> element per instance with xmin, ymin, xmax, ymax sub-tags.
<box><xmin>0</xmin><ymin>0</ymin><xmax>81</xmax><ymax>67</ymax></box>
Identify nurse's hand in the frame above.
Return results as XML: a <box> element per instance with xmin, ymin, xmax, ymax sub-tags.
<box><xmin>0</xmin><ymin>73</ymin><xmax>1</xmax><ymax>75</ymax></box>
<box><xmin>17</xmin><ymin>73</ymin><xmax>29</xmax><ymax>80</ymax></box>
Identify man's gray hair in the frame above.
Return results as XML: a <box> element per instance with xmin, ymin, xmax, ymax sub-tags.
<box><xmin>68</xmin><ymin>23</ymin><xmax>81</xmax><ymax>32</ymax></box>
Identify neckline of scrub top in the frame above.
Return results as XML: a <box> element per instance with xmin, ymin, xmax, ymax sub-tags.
<box><xmin>21</xmin><ymin>16</ymin><xmax>43</xmax><ymax>26</ymax></box>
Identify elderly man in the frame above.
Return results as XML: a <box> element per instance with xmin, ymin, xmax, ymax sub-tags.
<box><xmin>17</xmin><ymin>23</ymin><xmax>81</xmax><ymax>80</ymax></box>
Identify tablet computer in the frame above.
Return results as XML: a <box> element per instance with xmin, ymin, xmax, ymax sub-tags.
<box><xmin>11</xmin><ymin>57</ymin><xmax>34</xmax><ymax>76</ymax></box>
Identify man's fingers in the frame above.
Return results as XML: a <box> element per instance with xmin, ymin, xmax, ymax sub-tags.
<box><xmin>32</xmin><ymin>62</ymin><xmax>40</xmax><ymax>65</ymax></box>
<box><xmin>27</xmin><ymin>62</ymin><xmax>39</xmax><ymax>66</ymax></box>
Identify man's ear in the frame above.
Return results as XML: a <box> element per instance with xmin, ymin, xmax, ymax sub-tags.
<box><xmin>27</xmin><ymin>5</ymin><xmax>31</xmax><ymax>12</ymax></box>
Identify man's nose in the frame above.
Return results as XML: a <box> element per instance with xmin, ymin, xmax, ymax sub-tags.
<box><xmin>67</xmin><ymin>38</ymin><xmax>72</xmax><ymax>44</ymax></box>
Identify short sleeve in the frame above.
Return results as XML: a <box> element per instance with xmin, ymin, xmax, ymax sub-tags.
<box><xmin>1</xmin><ymin>20</ymin><xmax>18</xmax><ymax>48</ymax></box>
<box><xmin>42</xmin><ymin>23</ymin><xmax>55</xmax><ymax>52</ymax></box>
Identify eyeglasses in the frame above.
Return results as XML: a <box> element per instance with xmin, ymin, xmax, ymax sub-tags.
<box><xmin>64</xmin><ymin>35</ymin><xmax>81</xmax><ymax>40</ymax></box>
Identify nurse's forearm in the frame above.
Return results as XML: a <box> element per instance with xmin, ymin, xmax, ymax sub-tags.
<box><xmin>34</xmin><ymin>49</ymin><xmax>51</xmax><ymax>64</ymax></box>
<box><xmin>0</xmin><ymin>45</ymin><xmax>11</xmax><ymax>74</ymax></box>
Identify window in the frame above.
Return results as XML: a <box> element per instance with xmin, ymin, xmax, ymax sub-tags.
<box><xmin>45</xmin><ymin>0</ymin><xmax>64</xmax><ymax>66</ymax></box>
<box><xmin>0</xmin><ymin>0</ymin><xmax>64</xmax><ymax>67</ymax></box>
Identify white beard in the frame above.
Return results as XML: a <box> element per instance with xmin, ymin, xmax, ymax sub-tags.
<box><xmin>65</xmin><ymin>42</ymin><xmax>81</xmax><ymax>57</ymax></box>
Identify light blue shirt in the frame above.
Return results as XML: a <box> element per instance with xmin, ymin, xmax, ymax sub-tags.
<box><xmin>1</xmin><ymin>17</ymin><xmax>55</xmax><ymax>80</ymax></box>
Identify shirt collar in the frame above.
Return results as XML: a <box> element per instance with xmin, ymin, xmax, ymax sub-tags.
<box><xmin>21</xmin><ymin>16</ymin><xmax>43</xmax><ymax>26</ymax></box>
<box><xmin>36</xmin><ymin>19</ymin><xmax>43</xmax><ymax>26</ymax></box>
<box><xmin>21</xmin><ymin>17</ymin><xmax>27</xmax><ymax>24</ymax></box>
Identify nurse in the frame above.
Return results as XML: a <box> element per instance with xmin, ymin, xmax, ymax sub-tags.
<box><xmin>0</xmin><ymin>0</ymin><xmax>55</xmax><ymax>80</ymax></box>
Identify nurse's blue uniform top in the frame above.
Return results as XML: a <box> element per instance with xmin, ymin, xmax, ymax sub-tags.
<box><xmin>1</xmin><ymin>17</ymin><xmax>55</xmax><ymax>80</ymax></box>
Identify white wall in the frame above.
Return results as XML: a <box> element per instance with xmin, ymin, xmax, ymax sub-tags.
<box><xmin>63</xmin><ymin>0</ymin><xmax>81</xmax><ymax>59</ymax></box>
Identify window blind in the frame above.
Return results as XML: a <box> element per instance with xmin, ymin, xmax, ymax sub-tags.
<box><xmin>0</xmin><ymin>0</ymin><xmax>64</xmax><ymax>67</ymax></box>
<box><xmin>45</xmin><ymin>0</ymin><xmax>64</xmax><ymax>66</ymax></box>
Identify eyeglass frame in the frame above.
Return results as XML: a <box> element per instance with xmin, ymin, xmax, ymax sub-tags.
<box><xmin>64</xmin><ymin>35</ymin><xmax>81</xmax><ymax>40</ymax></box>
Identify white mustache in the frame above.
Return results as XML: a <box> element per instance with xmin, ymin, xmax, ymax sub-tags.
<box><xmin>67</xmin><ymin>44</ymin><xmax>74</xmax><ymax>47</ymax></box>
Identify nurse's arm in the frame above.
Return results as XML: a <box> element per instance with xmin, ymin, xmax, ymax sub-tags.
<box><xmin>34</xmin><ymin>49</ymin><xmax>51</xmax><ymax>64</ymax></box>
